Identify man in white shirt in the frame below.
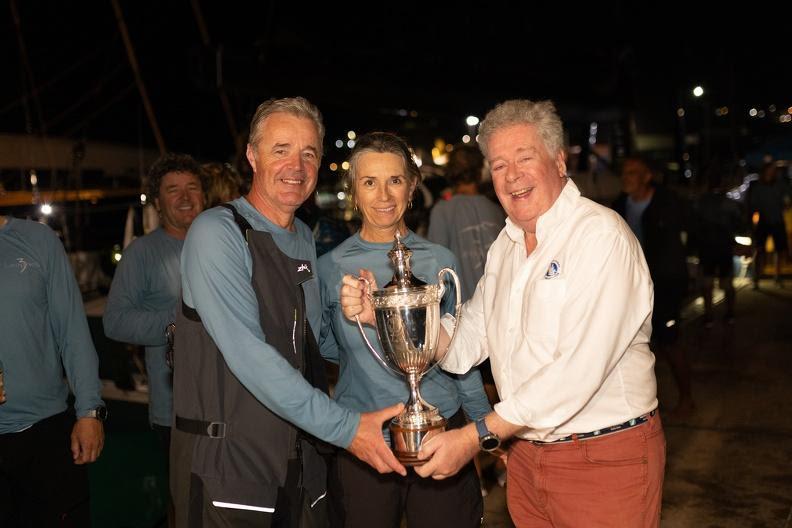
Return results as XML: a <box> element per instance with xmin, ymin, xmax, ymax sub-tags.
<box><xmin>341</xmin><ymin>99</ymin><xmax>665</xmax><ymax>527</ymax></box>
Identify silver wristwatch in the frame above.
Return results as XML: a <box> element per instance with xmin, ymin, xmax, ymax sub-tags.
<box><xmin>84</xmin><ymin>406</ymin><xmax>108</xmax><ymax>421</ymax></box>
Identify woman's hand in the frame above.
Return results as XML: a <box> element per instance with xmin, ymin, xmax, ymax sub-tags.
<box><xmin>341</xmin><ymin>269</ymin><xmax>378</xmax><ymax>326</ymax></box>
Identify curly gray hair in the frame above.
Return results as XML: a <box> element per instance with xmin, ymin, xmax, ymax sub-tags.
<box><xmin>477</xmin><ymin>100</ymin><xmax>564</xmax><ymax>159</ymax></box>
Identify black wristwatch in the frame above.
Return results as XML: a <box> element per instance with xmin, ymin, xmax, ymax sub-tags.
<box><xmin>84</xmin><ymin>406</ymin><xmax>108</xmax><ymax>421</ymax></box>
<box><xmin>475</xmin><ymin>417</ymin><xmax>501</xmax><ymax>452</ymax></box>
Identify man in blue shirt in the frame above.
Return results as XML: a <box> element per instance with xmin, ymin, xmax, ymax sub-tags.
<box><xmin>0</xmin><ymin>215</ymin><xmax>105</xmax><ymax>526</ymax></box>
<box><xmin>613</xmin><ymin>157</ymin><xmax>692</xmax><ymax>417</ymax></box>
<box><xmin>171</xmin><ymin>97</ymin><xmax>406</xmax><ymax>527</ymax></box>
<box><xmin>104</xmin><ymin>152</ymin><xmax>206</xmax><ymax>455</ymax></box>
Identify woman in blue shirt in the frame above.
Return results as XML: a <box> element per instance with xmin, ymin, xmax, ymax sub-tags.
<box><xmin>318</xmin><ymin>132</ymin><xmax>489</xmax><ymax>528</ymax></box>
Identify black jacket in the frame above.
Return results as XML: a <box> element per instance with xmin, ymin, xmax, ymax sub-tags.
<box><xmin>612</xmin><ymin>186</ymin><xmax>688</xmax><ymax>294</ymax></box>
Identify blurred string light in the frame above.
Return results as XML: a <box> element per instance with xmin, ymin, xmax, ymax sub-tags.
<box><xmin>336</xmin><ymin>192</ymin><xmax>346</xmax><ymax>200</ymax></box>
<box><xmin>462</xmin><ymin>135</ymin><xmax>471</xmax><ymax>143</ymax></box>
<box><xmin>412</xmin><ymin>153</ymin><xmax>423</xmax><ymax>168</ymax></box>
<box><xmin>335</xmin><ymin>139</ymin><xmax>344</xmax><ymax>148</ymax></box>
<box><xmin>140</xmin><ymin>193</ymin><xmax>147</xmax><ymax>204</ymax></box>
<box><xmin>692</xmin><ymin>86</ymin><xmax>704</xmax><ymax>97</ymax></box>
<box><xmin>347</xmin><ymin>139</ymin><xmax>355</xmax><ymax>148</ymax></box>
<box><xmin>30</xmin><ymin>170</ymin><xmax>38</xmax><ymax>186</ymax></box>
<box><xmin>735</xmin><ymin>236</ymin><xmax>752</xmax><ymax>246</ymax></box>
<box><xmin>347</xmin><ymin>131</ymin><xmax>356</xmax><ymax>140</ymax></box>
<box><xmin>780</xmin><ymin>114</ymin><xmax>792</xmax><ymax>123</ymax></box>
<box><xmin>677</xmin><ymin>108</ymin><xmax>685</xmax><ymax>117</ymax></box>
<box><xmin>112</xmin><ymin>244</ymin><xmax>122</xmax><ymax>263</ymax></box>
<box><xmin>714</xmin><ymin>107</ymin><xmax>729</xmax><ymax>117</ymax></box>
<box><xmin>432</xmin><ymin>139</ymin><xmax>448</xmax><ymax>166</ymax></box>
<box><xmin>465</xmin><ymin>115</ymin><xmax>480</xmax><ymax>126</ymax></box>
<box><xmin>768</xmin><ymin>104</ymin><xmax>777</xmax><ymax>113</ymax></box>
<box><xmin>329</xmin><ymin>163</ymin><xmax>338</xmax><ymax>171</ymax></box>
<box><xmin>749</xmin><ymin>108</ymin><xmax>758</xmax><ymax>117</ymax></box>
<box><xmin>588</xmin><ymin>122</ymin><xmax>598</xmax><ymax>145</ymax></box>
<box><xmin>40</xmin><ymin>203</ymin><xmax>53</xmax><ymax>215</ymax></box>
<box><xmin>341</xmin><ymin>161</ymin><xmax>350</xmax><ymax>170</ymax></box>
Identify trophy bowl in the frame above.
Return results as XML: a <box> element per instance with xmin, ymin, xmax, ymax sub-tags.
<box><xmin>355</xmin><ymin>234</ymin><xmax>461</xmax><ymax>465</ymax></box>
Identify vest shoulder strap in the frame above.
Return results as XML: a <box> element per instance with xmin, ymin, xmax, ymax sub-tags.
<box><xmin>219</xmin><ymin>203</ymin><xmax>253</xmax><ymax>239</ymax></box>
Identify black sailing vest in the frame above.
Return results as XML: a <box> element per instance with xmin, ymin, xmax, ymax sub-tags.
<box><xmin>172</xmin><ymin>203</ymin><xmax>329</xmax><ymax>510</ymax></box>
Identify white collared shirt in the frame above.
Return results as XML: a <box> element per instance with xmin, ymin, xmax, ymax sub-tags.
<box><xmin>441</xmin><ymin>180</ymin><xmax>658</xmax><ymax>441</ymax></box>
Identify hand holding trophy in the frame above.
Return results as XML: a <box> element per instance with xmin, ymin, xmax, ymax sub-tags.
<box><xmin>349</xmin><ymin>233</ymin><xmax>461</xmax><ymax>465</ymax></box>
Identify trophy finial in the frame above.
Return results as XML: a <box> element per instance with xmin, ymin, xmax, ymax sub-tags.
<box><xmin>385</xmin><ymin>231</ymin><xmax>426</xmax><ymax>289</ymax></box>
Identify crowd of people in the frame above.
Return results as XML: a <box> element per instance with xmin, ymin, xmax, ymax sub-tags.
<box><xmin>1</xmin><ymin>94</ymin><xmax>790</xmax><ymax>528</ymax></box>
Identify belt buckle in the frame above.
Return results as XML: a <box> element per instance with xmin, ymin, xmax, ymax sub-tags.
<box><xmin>207</xmin><ymin>422</ymin><xmax>226</xmax><ymax>438</ymax></box>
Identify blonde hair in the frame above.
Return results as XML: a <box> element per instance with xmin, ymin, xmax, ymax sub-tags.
<box><xmin>203</xmin><ymin>162</ymin><xmax>243</xmax><ymax>207</ymax></box>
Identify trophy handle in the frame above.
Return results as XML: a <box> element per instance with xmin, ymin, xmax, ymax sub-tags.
<box><xmin>421</xmin><ymin>267</ymin><xmax>462</xmax><ymax>378</ymax></box>
<box><xmin>354</xmin><ymin>277</ymin><xmax>404</xmax><ymax>377</ymax></box>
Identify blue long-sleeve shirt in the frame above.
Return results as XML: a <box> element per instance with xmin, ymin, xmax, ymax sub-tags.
<box><xmin>0</xmin><ymin>218</ymin><xmax>103</xmax><ymax>434</ymax></box>
<box><xmin>317</xmin><ymin>231</ymin><xmax>491</xmax><ymax>437</ymax></box>
<box><xmin>103</xmin><ymin>228</ymin><xmax>182</xmax><ymax>426</ymax></box>
<box><xmin>180</xmin><ymin>198</ymin><xmax>359</xmax><ymax>448</ymax></box>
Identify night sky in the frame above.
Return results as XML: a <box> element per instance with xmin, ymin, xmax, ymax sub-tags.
<box><xmin>2</xmin><ymin>1</ymin><xmax>791</xmax><ymax>167</ymax></box>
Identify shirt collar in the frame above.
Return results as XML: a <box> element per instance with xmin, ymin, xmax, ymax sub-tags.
<box><xmin>503</xmin><ymin>179</ymin><xmax>581</xmax><ymax>246</ymax></box>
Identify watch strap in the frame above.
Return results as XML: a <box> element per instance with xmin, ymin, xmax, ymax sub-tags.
<box><xmin>475</xmin><ymin>417</ymin><xmax>490</xmax><ymax>439</ymax></box>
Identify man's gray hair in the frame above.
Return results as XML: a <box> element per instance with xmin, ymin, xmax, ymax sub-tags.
<box><xmin>248</xmin><ymin>96</ymin><xmax>325</xmax><ymax>157</ymax></box>
<box><xmin>477</xmin><ymin>100</ymin><xmax>564</xmax><ymax>159</ymax></box>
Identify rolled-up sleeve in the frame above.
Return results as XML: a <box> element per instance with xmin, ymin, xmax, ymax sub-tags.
<box><xmin>494</xmin><ymin>230</ymin><xmax>652</xmax><ymax>435</ymax></box>
<box><xmin>439</xmin><ymin>275</ymin><xmax>490</xmax><ymax>374</ymax></box>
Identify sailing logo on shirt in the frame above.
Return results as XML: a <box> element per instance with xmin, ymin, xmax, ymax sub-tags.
<box><xmin>544</xmin><ymin>260</ymin><xmax>560</xmax><ymax>279</ymax></box>
<box><xmin>297</xmin><ymin>263</ymin><xmax>310</xmax><ymax>273</ymax></box>
<box><xmin>17</xmin><ymin>258</ymin><xmax>29</xmax><ymax>273</ymax></box>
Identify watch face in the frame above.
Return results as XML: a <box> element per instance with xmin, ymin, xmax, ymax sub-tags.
<box><xmin>481</xmin><ymin>435</ymin><xmax>500</xmax><ymax>451</ymax></box>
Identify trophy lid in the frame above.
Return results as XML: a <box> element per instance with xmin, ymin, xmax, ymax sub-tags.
<box><xmin>384</xmin><ymin>232</ymin><xmax>427</xmax><ymax>290</ymax></box>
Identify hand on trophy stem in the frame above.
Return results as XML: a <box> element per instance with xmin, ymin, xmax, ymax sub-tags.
<box><xmin>340</xmin><ymin>269</ymin><xmax>378</xmax><ymax>326</ymax></box>
<box><xmin>348</xmin><ymin>402</ymin><xmax>408</xmax><ymax>476</ymax></box>
<box><xmin>413</xmin><ymin>425</ymin><xmax>480</xmax><ymax>480</ymax></box>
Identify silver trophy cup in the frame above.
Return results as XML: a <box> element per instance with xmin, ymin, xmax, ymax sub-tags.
<box><xmin>355</xmin><ymin>234</ymin><xmax>461</xmax><ymax>465</ymax></box>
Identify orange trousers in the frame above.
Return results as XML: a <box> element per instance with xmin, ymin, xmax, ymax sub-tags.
<box><xmin>506</xmin><ymin>412</ymin><xmax>666</xmax><ymax>527</ymax></box>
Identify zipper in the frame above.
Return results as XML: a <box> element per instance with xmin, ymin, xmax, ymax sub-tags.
<box><xmin>291</xmin><ymin>308</ymin><xmax>297</xmax><ymax>355</ymax></box>
<box><xmin>297</xmin><ymin>285</ymin><xmax>307</xmax><ymax>373</ymax></box>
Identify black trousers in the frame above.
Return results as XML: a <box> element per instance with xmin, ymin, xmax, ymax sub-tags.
<box><xmin>329</xmin><ymin>410</ymin><xmax>483</xmax><ymax>528</ymax></box>
<box><xmin>172</xmin><ymin>427</ymin><xmax>327</xmax><ymax>528</ymax></box>
<box><xmin>152</xmin><ymin>423</ymin><xmax>171</xmax><ymax>467</ymax></box>
<box><xmin>0</xmin><ymin>410</ymin><xmax>90</xmax><ymax>527</ymax></box>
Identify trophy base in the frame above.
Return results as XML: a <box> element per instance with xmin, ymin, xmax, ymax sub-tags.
<box><xmin>390</xmin><ymin>418</ymin><xmax>447</xmax><ymax>466</ymax></box>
